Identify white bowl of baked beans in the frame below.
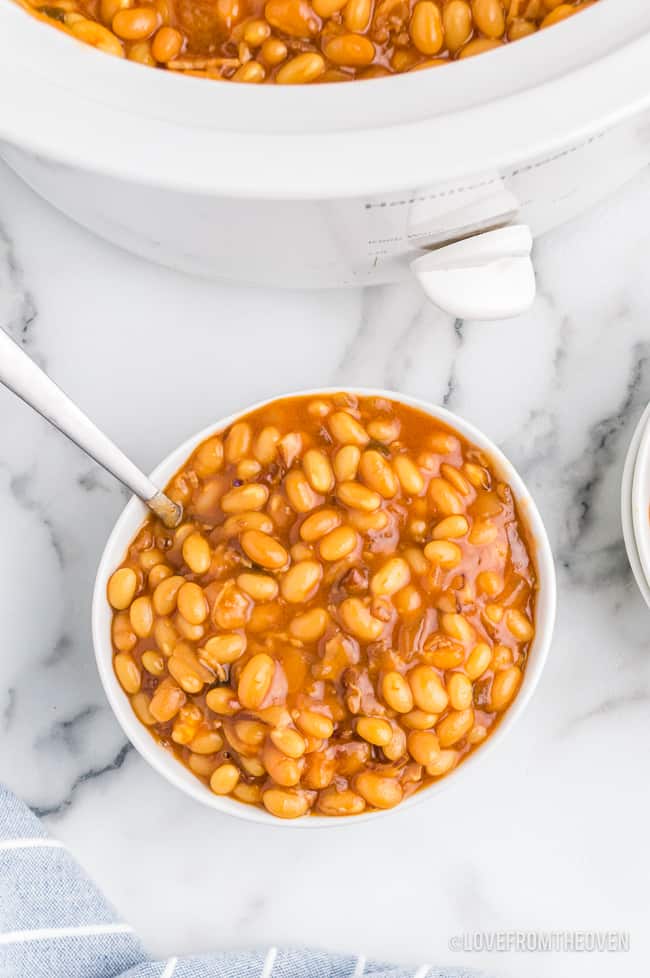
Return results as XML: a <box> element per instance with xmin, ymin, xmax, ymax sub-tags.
<box><xmin>93</xmin><ymin>389</ymin><xmax>556</xmax><ymax>824</ymax></box>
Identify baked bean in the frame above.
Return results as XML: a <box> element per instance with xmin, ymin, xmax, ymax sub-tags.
<box><xmin>285</xmin><ymin>469</ymin><xmax>321</xmax><ymax>513</ymax></box>
<box><xmin>265</xmin><ymin>0</ymin><xmax>320</xmax><ymax>36</ymax></box>
<box><xmin>465</xmin><ymin>642</ymin><xmax>492</xmax><ymax>680</ymax></box>
<box><xmin>355</xmin><ymin>771</ymin><xmax>402</xmax><ymax>809</ymax></box>
<box><xmin>210</xmin><ymin>763</ymin><xmax>240</xmax><ymax>795</ymax></box>
<box><xmin>141</xmin><ymin>650</ymin><xmax>165</xmax><ymax>676</ymax></box>
<box><xmin>426</xmin><ymin>749</ymin><xmax>458</xmax><ymax>777</ymax></box>
<box><xmin>441</xmin><ymin>612</ymin><xmax>475</xmax><ymax>645</ymax></box>
<box><xmin>407</xmin><ymin>730</ymin><xmax>440</xmax><ymax>766</ymax></box>
<box><xmin>115</xmin><ymin>653</ymin><xmax>141</xmax><ymax>694</ymax></box>
<box><xmin>126</xmin><ymin>597</ymin><xmax>152</xmax><ymax>640</ymax></box>
<box><xmin>263</xmin><ymin>788</ymin><xmax>309</xmax><ymax>818</ymax></box>
<box><xmin>131</xmin><ymin>691</ymin><xmax>155</xmax><ymax>725</ymax></box>
<box><xmin>237</xmin><ymin>652</ymin><xmax>275</xmax><ymax>709</ymax></box>
<box><xmin>468</xmin><ymin>520</ymin><xmax>498</xmax><ymax>545</ymax></box>
<box><xmin>240</xmin><ymin>530</ymin><xmax>288</xmax><ymax>569</ymax></box>
<box><xmin>425</xmin><ymin>641</ymin><xmax>464</xmax><ymax>669</ymax></box>
<box><xmin>300</xmin><ymin>508</ymin><xmax>341</xmax><ymax>542</ymax></box>
<box><xmin>339</xmin><ymin>597</ymin><xmax>383</xmax><ymax>641</ymax></box>
<box><xmin>404</xmin><ymin>546</ymin><xmax>429</xmax><ymax>575</ymax></box>
<box><xmin>181</xmin><ymin>532</ymin><xmax>210</xmax><ymax>574</ymax></box>
<box><xmin>206</xmin><ymin>686</ymin><xmax>239</xmax><ymax>715</ymax></box>
<box><xmin>393</xmin><ymin>455</ymin><xmax>424</xmax><ymax>496</ymax></box>
<box><xmin>370</xmin><ymin>557</ymin><xmax>410</xmax><ymax>596</ymax></box>
<box><xmin>281</xmin><ymin>560</ymin><xmax>323</xmax><ymax>603</ymax></box>
<box><xmin>383</xmin><ymin>725</ymin><xmax>407</xmax><ymax>761</ymax></box>
<box><xmin>108</xmin><ymin>567</ymin><xmax>138</xmax><ymax>610</ymax></box>
<box><xmin>477</xmin><ymin>570</ymin><xmax>503</xmax><ymax>596</ymax></box>
<box><xmin>423</xmin><ymin>540</ymin><xmax>462</xmax><ymax>568</ymax></box>
<box><xmin>393</xmin><ymin>584</ymin><xmax>422</xmax><ymax>618</ymax></box>
<box><xmin>303</xmin><ymin>449</ymin><xmax>335</xmax><ymax>494</ymax></box>
<box><xmin>261</xmin><ymin>37</ymin><xmax>288</xmax><ymax>64</ymax></box>
<box><xmin>232</xmin><ymin>59</ymin><xmax>266</xmax><ymax>82</ymax></box>
<box><xmin>359</xmin><ymin>449</ymin><xmax>398</xmax><ymax>498</ymax></box>
<box><xmin>459</xmin><ymin>36</ymin><xmax>502</xmax><ymax>56</ymax></box>
<box><xmin>541</xmin><ymin>3</ymin><xmax>576</xmax><ymax>27</ymax></box>
<box><xmin>409</xmin><ymin>665</ymin><xmax>449</xmax><ymax>713</ymax></box>
<box><xmin>484</xmin><ymin>603</ymin><xmax>504</xmax><ymax>625</ymax></box>
<box><xmin>402</xmin><ymin>709</ymin><xmax>439</xmax><ymax>730</ymax></box>
<box><xmin>443</xmin><ymin>0</ymin><xmax>472</xmax><ymax>50</ymax></box>
<box><xmin>337</xmin><ymin>481</ymin><xmax>381</xmax><ymax>512</ymax></box>
<box><xmin>233</xmin><ymin>782</ymin><xmax>262</xmax><ymax>804</ymax></box>
<box><xmin>328</xmin><ymin>411</ymin><xmax>369</xmax><ymax>446</ymax></box>
<box><xmin>237</xmin><ymin>572</ymin><xmax>279</xmax><ymax>602</ymax></box>
<box><xmin>177</xmin><ymin>582</ymin><xmax>207</xmax><ymax>625</ymax></box>
<box><xmin>289</xmin><ymin>607</ymin><xmax>329</xmax><ymax>642</ymax></box>
<box><xmin>153</xmin><ymin>575</ymin><xmax>184</xmax><ymax>616</ymax></box>
<box><xmin>447</xmin><ymin>672</ymin><xmax>473</xmax><ymax>710</ymax></box>
<box><xmin>347</xmin><ymin>509</ymin><xmax>389</xmax><ymax>533</ymax></box>
<box><xmin>428</xmin><ymin>477</ymin><xmax>464</xmax><ymax>515</ymax></box>
<box><xmin>100</xmin><ymin>0</ymin><xmax>130</xmax><ymax>25</ymax></box>
<box><xmin>433</xmin><ymin>515</ymin><xmax>469</xmax><ymax>539</ymax></box>
<box><xmin>224</xmin><ymin>422</ymin><xmax>252</xmax><ymax>463</ymax></box>
<box><xmin>344</xmin><ymin>0</ymin><xmax>371</xmax><ymax>31</ymax></box>
<box><xmin>409</xmin><ymin>1</ymin><xmax>443</xmax><ymax>54</ymax></box>
<box><xmin>356</xmin><ymin>716</ymin><xmax>392</xmax><ymax>746</ymax></box>
<box><xmin>437</xmin><ymin>708</ymin><xmax>474</xmax><ymax>747</ymax></box>
<box><xmin>151</xmin><ymin>24</ymin><xmax>182</xmax><ymax>60</ymax></box>
<box><xmin>276</xmin><ymin>51</ymin><xmax>325</xmax><ymax>82</ymax></box>
<box><xmin>490</xmin><ymin>666</ymin><xmax>522</xmax><ymax>711</ymax></box>
<box><xmin>68</xmin><ymin>18</ymin><xmax>125</xmax><ymax>55</ymax></box>
<box><xmin>112</xmin><ymin>6</ymin><xmax>159</xmax><ymax>39</ymax></box>
<box><xmin>221</xmin><ymin>483</ymin><xmax>269</xmax><ymax>514</ymax></box>
<box><xmin>150</xmin><ymin>679</ymin><xmax>186</xmax><ymax>722</ymax></box>
<box><xmin>223</xmin><ymin>511</ymin><xmax>274</xmax><ymax>537</ymax></box>
<box><xmin>505</xmin><ymin>609</ymin><xmax>534</xmax><ymax>641</ymax></box>
<box><xmin>148</xmin><ymin>563</ymin><xmax>172</xmax><ymax>589</ymax></box>
<box><xmin>317</xmin><ymin>787</ymin><xmax>365</xmax><ymax>815</ymax></box>
<box><xmin>325</xmin><ymin>33</ymin><xmax>375</xmax><ymax>67</ymax></box>
<box><xmin>243</xmin><ymin>18</ymin><xmax>271</xmax><ymax>44</ymax></box>
<box><xmin>109</xmin><ymin>394</ymin><xmax>536</xmax><ymax>819</ymax></box>
<box><xmin>199</xmin><ymin>632</ymin><xmax>246</xmax><ymax>667</ymax></box>
<box><xmin>294</xmin><ymin>708</ymin><xmax>334</xmax><ymax>739</ymax></box>
<box><xmin>333</xmin><ymin>445</ymin><xmax>361</xmax><ymax>482</ymax></box>
<box><xmin>270</xmin><ymin>726</ymin><xmax>306</xmax><ymax>758</ymax></box>
<box><xmin>381</xmin><ymin>671</ymin><xmax>414</xmax><ymax>713</ymax></box>
<box><xmin>319</xmin><ymin>525</ymin><xmax>359</xmax><ymax>561</ymax></box>
<box><xmin>262</xmin><ymin>740</ymin><xmax>302</xmax><ymax>786</ymax></box>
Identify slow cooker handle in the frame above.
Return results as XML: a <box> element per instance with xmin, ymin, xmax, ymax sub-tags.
<box><xmin>410</xmin><ymin>225</ymin><xmax>535</xmax><ymax>320</ymax></box>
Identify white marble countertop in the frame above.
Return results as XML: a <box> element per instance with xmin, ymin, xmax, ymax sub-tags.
<box><xmin>0</xmin><ymin>158</ymin><xmax>649</xmax><ymax>978</ymax></box>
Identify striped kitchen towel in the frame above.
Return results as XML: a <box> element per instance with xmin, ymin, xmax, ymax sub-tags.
<box><xmin>0</xmin><ymin>785</ymin><xmax>483</xmax><ymax>978</ymax></box>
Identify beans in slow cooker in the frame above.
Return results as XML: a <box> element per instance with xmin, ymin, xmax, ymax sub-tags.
<box><xmin>107</xmin><ymin>393</ymin><xmax>538</xmax><ymax>818</ymax></box>
<box><xmin>20</xmin><ymin>0</ymin><xmax>597</xmax><ymax>82</ymax></box>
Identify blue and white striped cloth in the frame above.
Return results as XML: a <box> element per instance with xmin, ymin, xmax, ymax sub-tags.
<box><xmin>0</xmin><ymin>785</ymin><xmax>484</xmax><ymax>978</ymax></box>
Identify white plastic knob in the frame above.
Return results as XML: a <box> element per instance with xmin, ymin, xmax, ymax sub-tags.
<box><xmin>410</xmin><ymin>225</ymin><xmax>535</xmax><ymax>320</ymax></box>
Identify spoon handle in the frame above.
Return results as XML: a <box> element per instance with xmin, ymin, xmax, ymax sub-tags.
<box><xmin>0</xmin><ymin>329</ymin><xmax>181</xmax><ymax>528</ymax></box>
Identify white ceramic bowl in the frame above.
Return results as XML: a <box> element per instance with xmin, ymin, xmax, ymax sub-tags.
<box><xmin>92</xmin><ymin>388</ymin><xmax>557</xmax><ymax>826</ymax></box>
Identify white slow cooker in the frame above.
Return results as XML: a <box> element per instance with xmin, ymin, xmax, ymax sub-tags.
<box><xmin>1</xmin><ymin>0</ymin><xmax>650</xmax><ymax>316</ymax></box>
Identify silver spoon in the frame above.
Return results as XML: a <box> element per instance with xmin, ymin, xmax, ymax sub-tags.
<box><xmin>0</xmin><ymin>327</ymin><xmax>182</xmax><ymax>528</ymax></box>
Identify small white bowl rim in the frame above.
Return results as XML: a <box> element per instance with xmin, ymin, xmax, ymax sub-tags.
<box><xmin>621</xmin><ymin>403</ymin><xmax>650</xmax><ymax>609</ymax></box>
<box><xmin>92</xmin><ymin>387</ymin><xmax>557</xmax><ymax>828</ymax></box>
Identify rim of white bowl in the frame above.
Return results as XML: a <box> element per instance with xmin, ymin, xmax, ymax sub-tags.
<box><xmin>631</xmin><ymin>407</ymin><xmax>650</xmax><ymax>596</ymax></box>
<box><xmin>621</xmin><ymin>404</ymin><xmax>650</xmax><ymax>609</ymax></box>
<box><xmin>92</xmin><ymin>388</ymin><xmax>557</xmax><ymax>827</ymax></box>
